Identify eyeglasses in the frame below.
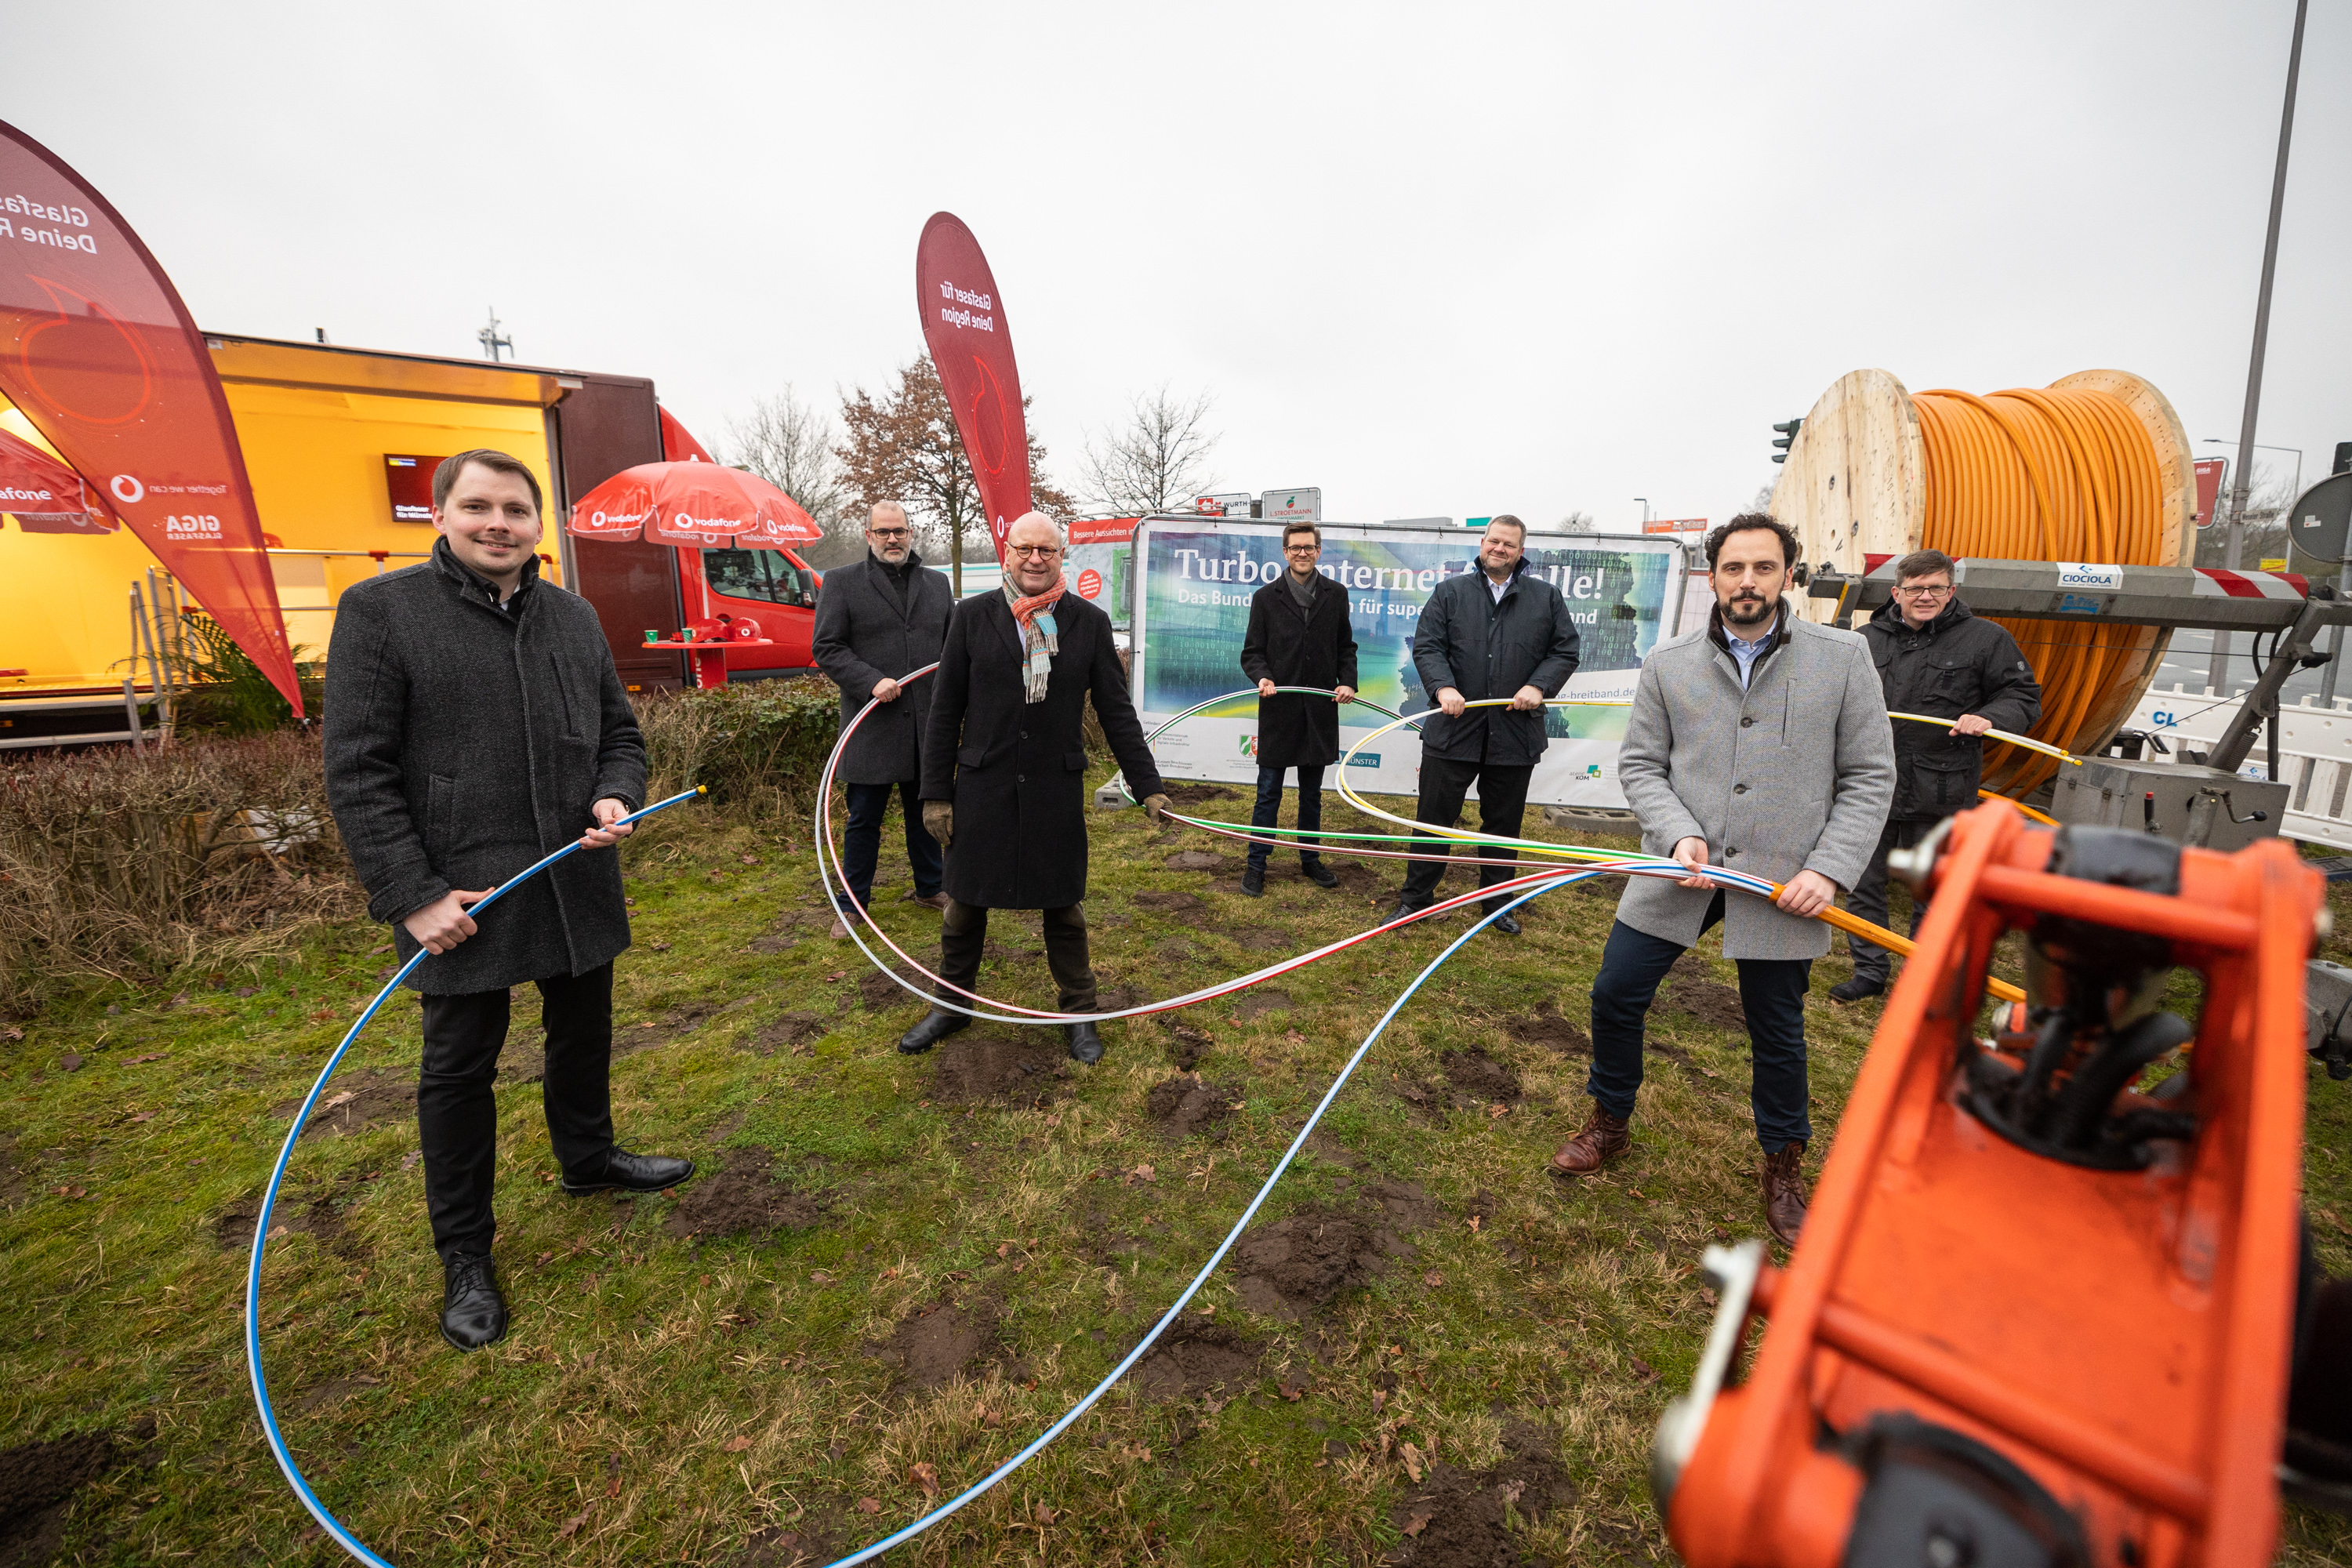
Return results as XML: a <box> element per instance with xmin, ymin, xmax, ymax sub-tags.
<box><xmin>868</xmin><ymin>527</ymin><xmax>910</xmax><ymax>540</ymax></box>
<box><xmin>1895</xmin><ymin>583</ymin><xmax>1953</xmax><ymax>598</ymax></box>
<box><xmin>1284</xmin><ymin>544</ymin><xmax>1319</xmax><ymax>554</ymax></box>
<box><xmin>1007</xmin><ymin>544</ymin><xmax>1062</xmax><ymax>559</ymax></box>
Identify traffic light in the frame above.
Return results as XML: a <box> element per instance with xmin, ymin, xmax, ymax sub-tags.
<box><xmin>1772</xmin><ymin>418</ymin><xmax>1802</xmax><ymax>464</ymax></box>
<box><xmin>2334</xmin><ymin>440</ymin><xmax>2350</xmax><ymax>476</ymax></box>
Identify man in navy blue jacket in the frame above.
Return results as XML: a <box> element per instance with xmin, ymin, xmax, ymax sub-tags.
<box><xmin>1388</xmin><ymin>517</ymin><xmax>1581</xmax><ymax>935</ymax></box>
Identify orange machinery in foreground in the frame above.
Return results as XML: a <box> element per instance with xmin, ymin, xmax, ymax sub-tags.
<box><xmin>1653</xmin><ymin>803</ymin><xmax>2335</xmax><ymax>1568</ymax></box>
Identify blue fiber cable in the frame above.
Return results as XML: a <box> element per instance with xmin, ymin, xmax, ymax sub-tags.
<box><xmin>245</xmin><ymin>786</ymin><xmax>705</xmax><ymax>1566</ymax></box>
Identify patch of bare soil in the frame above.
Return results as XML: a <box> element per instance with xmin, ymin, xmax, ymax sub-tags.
<box><xmin>1094</xmin><ymin>983</ymin><xmax>1145</xmax><ymax>1012</ymax></box>
<box><xmin>665</xmin><ymin>1150</ymin><xmax>829</xmax><ymax>1240</ymax></box>
<box><xmin>738</xmin><ymin>1517</ymin><xmax>837</xmax><ymax>1566</ymax></box>
<box><xmin>857</xmin><ymin>967</ymin><xmax>924</xmax><ymax>1012</ymax></box>
<box><xmin>1388</xmin><ymin>1417</ymin><xmax>1579</xmax><ymax>1567</ymax></box>
<box><xmin>928</xmin><ymin>1030</ymin><xmax>1071</xmax><ymax>1106</ymax></box>
<box><xmin>1439</xmin><ymin>1047</ymin><xmax>1522</xmax><ymax>1104</ymax></box>
<box><xmin>1232</xmin><ymin>1207</ymin><xmax>1392</xmax><ymax>1319</ymax></box>
<box><xmin>290</xmin><ymin>1374</ymin><xmax>383</xmax><ymax>1414</ymax></box>
<box><xmin>1160</xmin><ymin>783</ymin><xmax>1240</xmax><ymax>810</ymax></box>
<box><xmin>1131</xmin><ymin>890</ymin><xmax>1206</xmax><ymax>915</ymax></box>
<box><xmin>1665</xmin><ymin>977</ymin><xmax>1748</xmax><ymax>1033</ymax></box>
<box><xmin>1145</xmin><ymin>1074</ymin><xmax>1240</xmax><ymax>1138</ymax></box>
<box><xmin>0</xmin><ymin>1421</ymin><xmax>148</xmax><ymax>1568</ymax></box>
<box><xmin>869</xmin><ymin>1299</ymin><xmax>1003</xmax><ymax>1389</ymax></box>
<box><xmin>742</xmin><ymin>1013</ymin><xmax>828</xmax><ymax>1057</ymax></box>
<box><xmin>1669</xmin><ymin>953</ymin><xmax>1711</xmax><ymax>979</ymax></box>
<box><xmin>1152</xmin><ymin>937</ymin><xmax>1202</xmax><ymax>966</ymax></box>
<box><xmin>1504</xmin><ymin>1000</ymin><xmax>1590</xmax><ymax>1056</ymax></box>
<box><xmin>1230</xmin><ymin>924</ymin><xmax>1295</xmax><ymax>953</ymax></box>
<box><xmin>1369</xmin><ymin>1178</ymin><xmax>1441</xmax><ymax>1233</ymax></box>
<box><xmin>1125</xmin><ymin>1312</ymin><xmax>1265</xmax><ymax>1401</ymax></box>
<box><xmin>1392</xmin><ymin>1076</ymin><xmax>1446</xmax><ymax>1120</ymax></box>
<box><xmin>981</xmin><ymin>939</ymin><xmax>1039</xmax><ymax>964</ymax></box>
<box><xmin>283</xmin><ymin>1069</ymin><xmax>415</xmax><ymax>1140</ymax></box>
<box><xmin>1163</xmin><ymin>850</ymin><xmax>1238</xmax><ymax>873</ymax></box>
<box><xmin>746</xmin><ymin>924</ymin><xmax>801</xmax><ymax>956</ymax></box>
<box><xmin>1163</xmin><ymin>1021</ymin><xmax>1217</xmax><ymax>1070</ymax></box>
<box><xmin>214</xmin><ymin>1189</ymin><xmax>347</xmax><ymax>1254</ymax></box>
<box><xmin>1229</xmin><ymin>988</ymin><xmax>1293</xmax><ymax>1022</ymax></box>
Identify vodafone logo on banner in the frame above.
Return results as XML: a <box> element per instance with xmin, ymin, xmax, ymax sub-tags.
<box><xmin>1076</xmin><ymin>568</ymin><xmax>1103</xmax><ymax>599</ymax></box>
<box><xmin>111</xmin><ymin>473</ymin><xmax>143</xmax><ymax>504</ymax></box>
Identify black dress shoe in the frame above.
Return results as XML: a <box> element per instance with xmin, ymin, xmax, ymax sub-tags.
<box><xmin>898</xmin><ymin>1007</ymin><xmax>970</xmax><ymax>1054</ymax></box>
<box><xmin>1486</xmin><ymin>909</ymin><xmax>1523</xmax><ymax>936</ymax></box>
<box><xmin>1828</xmin><ymin>976</ymin><xmax>1885</xmax><ymax>1005</ymax></box>
<box><xmin>440</xmin><ymin>1253</ymin><xmax>507</xmax><ymax>1352</ymax></box>
<box><xmin>1385</xmin><ymin>896</ymin><xmax>1432</xmax><ymax>924</ymax></box>
<box><xmin>563</xmin><ymin>1148</ymin><xmax>695</xmax><ymax>1195</ymax></box>
<box><xmin>1301</xmin><ymin>860</ymin><xmax>1339</xmax><ymax>888</ymax></box>
<box><xmin>1066</xmin><ymin>1019</ymin><xmax>1105</xmax><ymax>1065</ymax></box>
<box><xmin>1240</xmin><ymin>866</ymin><xmax>1265</xmax><ymax>897</ymax></box>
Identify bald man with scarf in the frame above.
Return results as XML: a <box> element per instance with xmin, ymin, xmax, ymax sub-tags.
<box><xmin>902</xmin><ymin>513</ymin><xmax>1172</xmax><ymax>1063</ymax></box>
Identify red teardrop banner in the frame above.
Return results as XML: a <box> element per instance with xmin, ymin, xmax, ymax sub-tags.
<box><xmin>0</xmin><ymin>121</ymin><xmax>299</xmax><ymax>712</ymax></box>
<box><xmin>915</xmin><ymin>212</ymin><xmax>1032</xmax><ymax>566</ymax></box>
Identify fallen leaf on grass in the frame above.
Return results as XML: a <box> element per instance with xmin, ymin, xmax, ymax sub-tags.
<box><xmin>58</xmin><ymin>1052</ymin><xmax>80</xmax><ymax>1071</ymax></box>
<box><xmin>52</xmin><ymin>1185</ymin><xmax>86</xmax><ymax>1199</ymax></box>
<box><xmin>723</xmin><ymin>1436</ymin><xmax>753</xmax><ymax>1454</ymax></box>
<box><xmin>1127</xmin><ymin>1163</ymin><xmax>1156</xmax><ymax>1184</ymax></box>
<box><xmin>910</xmin><ymin>1461</ymin><xmax>939</xmax><ymax>1497</ymax></box>
<box><xmin>1628</xmin><ymin>1354</ymin><xmax>1661</xmax><ymax>1383</ymax></box>
<box><xmin>740</xmin><ymin>854</ymin><xmax>761</xmax><ymax>866</ymax></box>
<box><xmin>1</xmin><ymin>1025</ymin><xmax>21</xmax><ymax>1043</ymax></box>
<box><xmin>127</xmin><ymin>1109</ymin><xmax>154</xmax><ymax>1123</ymax></box>
<box><xmin>809</xmin><ymin>1270</ymin><xmax>835</xmax><ymax>1285</ymax></box>
<box><xmin>856</xmin><ymin>1497</ymin><xmax>881</xmax><ymax>1515</ymax></box>
<box><xmin>604</xmin><ymin>1473</ymin><xmax>621</xmax><ymax>1499</ymax></box>
<box><xmin>1043</xmin><ymin>1113</ymin><xmax>1062</xmax><ymax>1128</ymax></box>
<box><xmin>555</xmin><ymin>1511</ymin><xmax>590</xmax><ymax>1539</ymax></box>
<box><xmin>825</xmin><ymin>970</ymin><xmax>849</xmax><ymax>982</ymax></box>
<box><xmin>126</xmin><ymin>1052</ymin><xmax>167</xmax><ymax>1065</ymax></box>
<box><xmin>648</xmin><ymin>941</ymin><xmax>672</xmax><ymax>953</ymax></box>
<box><xmin>1467</xmin><ymin>1215</ymin><xmax>1482</xmax><ymax>1232</ymax></box>
<box><xmin>1403</xmin><ymin>1510</ymin><xmax>1434</xmax><ymax>1538</ymax></box>
<box><xmin>1486</xmin><ymin>1102</ymin><xmax>1510</xmax><ymax>1119</ymax></box>
<box><xmin>1399</xmin><ymin>1442</ymin><xmax>1425</xmax><ymax>1483</ymax></box>
<box><xmin>1033</xmin><ymin>1502</ymin><xmax>1056</xmax><ymax>1526</ymax></box>
<box><xmin>401</xmin><ymin>1151</ymin><xmax>423</xmax><ymax>1171</ymax></box>
<box><xmin>1423</xmin><ymin>1272</ymin><xmax>1443</xmax><ymax>1287</ymax></box>
<box><xmin>321</xmin><ymin>1091</ymin><xmax>357</xmax><ymax>1110</ymax></box>
<box><xmin>1277</xmin><ymin>1381</ymin><xmax>1305</xmax><ymax>1402</ymax></box>
<box><xmin>1285</xmin><ymin>1030</ymin><xmax>1305</xmax><ymax>1044</ymax></box>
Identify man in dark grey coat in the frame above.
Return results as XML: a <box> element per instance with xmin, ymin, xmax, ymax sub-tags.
<box><xmin>1237</xmin><ymin>520</ymin><xmax>1358</xmax><ymax>897</ymax></box>
<box><xmin>901</xmin><ymin>513</ymin><xmax>1171</xmax><ymax>1065</ymax></box>
<box><xmin>1388</xmin><ymin>515</ymin><xmax>1581</xmax><ymax>935</ymax></box>
<box><xmin>1831</xmin><ymin>548</ymin><xmax>2042</xmax><ymax>1003</ymax></box>
<box><xmin>811</xmin><ymin>501</ymin><xmax>955</xmax><ymax>940</ymax></box>
<box><xmin>324</xmin><ymin>449</ymin><xmax>692</xmax><ymax>1353</ymax></box>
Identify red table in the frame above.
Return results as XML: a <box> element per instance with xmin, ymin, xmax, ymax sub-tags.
<box><xmin>643</xmin><ymin>638</ymin><xmax>774</xmax><ymax>688</ymax></box>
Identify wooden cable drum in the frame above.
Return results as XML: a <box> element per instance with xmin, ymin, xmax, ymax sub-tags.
<box><xmin>1769</xmin><ymin>368</ymin><xmax>2196</xmax><ymax>797</ymax></box>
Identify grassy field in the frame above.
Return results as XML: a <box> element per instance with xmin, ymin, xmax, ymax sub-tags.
<box><xmin>3</xmin><ymin>782</ymin><xmax>2350</xmax><ymax>1566</ymax></box>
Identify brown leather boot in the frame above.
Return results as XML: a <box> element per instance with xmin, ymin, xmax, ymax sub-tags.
<box><xmin>1762</xmin><ymin>1143</ymin><xmax>1809</xmax><ymax>1246</ymax></box>
<box><xmin>1549</xmin><ymin>1106</ymin><xmax>1631</xmax><ymax>1175</ymax></box>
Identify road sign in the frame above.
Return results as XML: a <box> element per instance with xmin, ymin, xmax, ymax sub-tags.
<box><xmin>1194</xmin><ymin>493</ymin><xmax>1254</xmax><ymax>517</ymax></box>
<box><xmin>2193</xmin><ymin>457</ymin><xmax>2227</xmax><ymax>526</ymax></box>
<box><xmin>2285</xmin><ymin>471</ymin><xmax>2351</xmax><ymax>564</ymax></box>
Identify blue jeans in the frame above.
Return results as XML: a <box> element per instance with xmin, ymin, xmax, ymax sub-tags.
<box><xmin>1247</xmin><ymin>764</ymin><xmax>1326</xmax><ymax>870</ymax></box>
<box><xmin>1585</xmin><ymin>892</ymin><xmax>1814</xmax><ymax>1150</ymax></box>
<box><xmin>835</xmin><ymin>780</ymin><xmax>942</xmax><ymax>913</ymax></box>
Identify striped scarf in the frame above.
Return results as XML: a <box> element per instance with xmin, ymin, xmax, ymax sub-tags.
<box><xmin>1006</xmin><ymin>577</ymin><xmax>1067</xmax><ymax>704</ymax></box>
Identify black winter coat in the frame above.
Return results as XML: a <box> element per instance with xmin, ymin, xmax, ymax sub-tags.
<box><xmin>1860</xmin><ymin>596</ymin><xmax>2043</xmax><ymax>822</ymax></box>
<box><xmin>324</xmin><ymin>540</ymin><xmax>647</xmax><ymax>993</ymax></box>
<box><xmin>1239</xmin><ymin>572</ymin><xmax>1359</xmax><ymax>769</ymax></box>
<box><xmin>1410</xmin><ymin>563</ymin><xmax>1582</xmax><ymax>765</ymax></box>
<box><xmin>920</xmin><ymin>591</ymin><xmax>1165</xmax><ymax>910</ymax></box>
<box><xmin>811</xmin><ymin>552</ymin><xmax>955</xmax><ymax>786</ymax></box>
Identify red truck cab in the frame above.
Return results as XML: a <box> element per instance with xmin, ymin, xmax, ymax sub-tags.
<box><xmin>675</xmin><ymin>543</ymin><xmax>823</xmax><ymax>678</ymax></box>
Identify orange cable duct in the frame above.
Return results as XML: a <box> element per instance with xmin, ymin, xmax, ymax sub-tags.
<box><xmin>1911</xmin><ymin>386</ymin><xmax>2172</xmax><ymax>797</ymax></box>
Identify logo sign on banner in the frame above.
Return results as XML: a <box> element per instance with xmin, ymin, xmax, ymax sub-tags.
<box><xmin>1066</xmin><ymin>515</ymin><xmax>1138</xmax><ymax>629</ymax></box>
<box><xmin>1129</xmin><ymin>520</ymin><xmax>1686</xmax><ymax>809</ymax></box>
<box><xmin>0</xmin><ymin>121</ymin><xmax>300</xmax><ymax>712</ymax></box>
<box><xmin>1261</xmin><ymin>488</ymin><xmax>1321</xmax><ymax>524</ymax></box>
<box><xmin>1195</xmin><ymin>493</ymin><xmax>1254</xmax><ymax>517</ymax></box>
<box><xmin>2193</xmin><ymin>458</ymin><xmax>2227</xmax><ymax>527</ymax></box>
<box><xmin>915</xmin><ymin>213</ymin><xmax>1031</xmax><ymax>565</ymax></box>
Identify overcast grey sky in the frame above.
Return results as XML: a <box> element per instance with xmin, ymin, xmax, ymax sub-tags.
<box><xmin>14</xmin><ymin>2</ymin><xmax>2348</xmax><ymax>531</ymax></box>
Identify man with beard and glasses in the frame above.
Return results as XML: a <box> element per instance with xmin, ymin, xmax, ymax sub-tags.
<box><xmin>1551</xmin><ymin>514</ymin><xmax>1893</xmax><ymax>1247</ymax></box>
<box><xmin>899</xmin><ymin>512</ymin><xmax>1172</xmax><ymax>1065</ymax></box>
<box><xmin>812</xmin><ymin>500</ymin><xmax>955</xmax><ymax>940</ymax></box>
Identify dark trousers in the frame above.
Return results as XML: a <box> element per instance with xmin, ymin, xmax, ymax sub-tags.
<box><xmin>836</xmin><ymin>779</ymin><xmax>943</xmax><ymax>913</ymax></box>
<box><xmin>418</xmin><ymin>962</ymin><xmax>615</xmax><ymax>1263</ymax></box>
<box><xmin>1846</xmin><ymin>818</ymin><xmax>1932</xmax><ymax>985</ymax></box>
<box><xmin>940</xmin><ymin>899</ymin><xmax>1097</xmax><ymax>1012</ymax></box>
<box><xmin>1247</xmin><ymin>763</ymin><xmax>1327</xmax><ymax>871</ymax></box>
<box><xmin>1399</xmin><ymin>756</ymin><xmax>1534</xmax><ymax>912</ymax></box>
<box><xmin>1585</xmin><ymin>893</ymin><xmax>1814</xmax><ymax>1150</ymax></box>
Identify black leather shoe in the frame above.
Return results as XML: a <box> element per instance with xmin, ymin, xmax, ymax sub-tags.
<box><xmin>898</xmin><ymin>1007</ymin><xmax>970</xmax><ymax>1054</ymax></box>
<box><xmin>1386</xmin><ymin>896</ymin><xmax>1432</xmax><ymax>925</ymax></box>
<box><xmin>1828</xmin><ymin>976</ymin><xmax>1886</xmax><ymax>1005</ymax></box>
<box><xmin>563</xmin><ymin>1148</ymin><xmax>695</xmax><ymax>1196</ymax></box>
<box><xmin>1066</xmin><ymin>1019</ymin><xmax>1105</xmax><ymax>1065</ymax></box>
<box><xmin>1486</xmin><ymin>909</ymin><xmax>1523</xmax><ymax>936</ymax></box>
<box><xmin>440</xmin><ymin>1254</ymin><xmax>506</xmax><ymax>1352</ymax></box>
<box><xmin>1240</xmin><ymin>866</ymin><xmax>1265</xmax><ymax>897</ymax></box>
<box><xmin>1301</xmin><ymin>860</ymin><xmax>1339</xmax><ymax>888</ymax></box>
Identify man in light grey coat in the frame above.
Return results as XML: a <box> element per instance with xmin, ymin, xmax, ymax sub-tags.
<box><xmin>1550</xmin><ymin>514</ymin><xmax>1893</xmax><ymax>1246</ymax></box>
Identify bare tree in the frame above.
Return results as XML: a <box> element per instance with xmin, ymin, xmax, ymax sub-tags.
<box><xmin>836</xmin><ymin>356</ymin><xmax>1072</xmax><ymax>593</ymax></box>
<box><xmin>2194</xmin><ymin>459</ymin><xmax>2301</xmax><ymax>569</ymax></box>
<box><xmin>720</xmin><ymin>387</ymin><xmax>862</xmax><ymax>561</ymax></box>
<box><xmin>1751</xmin><ymin>482</ymin><xmax>1777</xmax><ymax>513</ymax></box>
<box><xmin>1076</xmin><ymin>385</ymin><xmax>1221</xmax><ymax>515</ymax></box>
<box><xmin>1556</xmin><ymin>510</ymin><xmax>1595</xmax><ymax>534</ymax></box>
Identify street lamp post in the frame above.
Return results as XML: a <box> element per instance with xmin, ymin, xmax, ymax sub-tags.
<box><xmin>1634</xmin><ymin>497</ymin><xmax>1650</xmax><ymax>526</ymax></box>
<box><xmin>2202</xmin><ymin>440</ymin><xmax>2303</xmax><ymax>513</ymax></box>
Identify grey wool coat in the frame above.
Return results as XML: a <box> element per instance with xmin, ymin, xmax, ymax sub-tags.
<box><xmin>1613</xmin><ymin>606</ymin><xmax>1896</xmax><ymax>960</ymax></box>
<box><xmin>920</xmin><ymin>590</ymin><xmax>1164</xmax><ymax>911</ymax></box>
<box><xmin>810</xmin><ymin>551</ymin><xmax>954</xmax><ymax>785</ymax></box>
<box><xmin>323</xmin><ymin>540</ymin><xmax>648</xmax><ymax>993</ymax></box>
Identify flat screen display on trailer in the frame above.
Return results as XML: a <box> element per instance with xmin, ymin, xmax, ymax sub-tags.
<box><xmin>1128</xmin><ymin>519</ymin><xmax>1686</xmax><ymax>810</ymax></box>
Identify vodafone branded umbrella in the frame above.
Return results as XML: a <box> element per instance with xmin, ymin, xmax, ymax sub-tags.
<box><xmin>568</xmin><ymin>462</ymin><xmax>822</xmax><ymax>548</ymax></box>
<box><xmin>0</xmin><ymin>425</ymin><xmax>116</xmax><ymax>534</ymax></box>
